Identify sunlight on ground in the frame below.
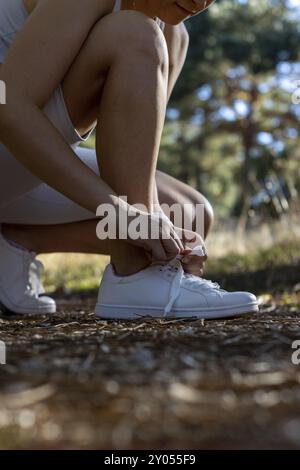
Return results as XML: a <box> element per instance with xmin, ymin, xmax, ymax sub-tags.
<box><xmin>40</xmin><ymin>253</ymin><xmax>109</xmax><ymax>293</ymax></box>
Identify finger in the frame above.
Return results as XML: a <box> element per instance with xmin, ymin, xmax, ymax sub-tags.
<box><xmin>147</xmin><ymin>240</ymin><xmax>169</xmax><ymax>262</ymax></box>
<box><xmin>184</xmin><ymin>265</ymin><xmax>204</xmax><ymax>277</ymax></box>
<box><xmin>181</xmin><ymin>248</ymin><xmax>193</xmax><ymax>256</ymax></box>
<box><xmin>181</xmin><ymin>256</ymin><xmax>206</xmax><ymax>267</ymax></box>
<box><xmin>171</xmin><ymin>228</ymin><xmax>185</xmax><ymax>252</ymax></box>
<box><xmin>181</xmin><ymin>254</ymin><xmax>206</xmax><ymax>264</ymax></box>
<box><xmin>204</xmin><ymin>0</ymin><xmax>216</xmax><ymax>11</ymax></box>
<box><xmin>161</xmin><ymin>237</ymin><xmax>181</xmax><ymax>258</ymax></box>
<box><xmin>182</xmin><ymin>231</ymin><xmax>197</xmax><ymax>245</ymax></box>
<box><xmin>185</xmin><ymin>254</ymin><xmax>208</xmax><ymax>263</ymax></box>
<box><xmin>192</xmin><ymin>0</ymin><xmax>207</xmax><ymax>11</ymax></box>
<box><xmin>182</xmin><ymin>259</ymin><xmax>204</xmax><ymax>274</ymax></box>
<box><xmin>174</xmin><ymin>226</ymin><xmax>196</xmax><ymax>248</ymax></box>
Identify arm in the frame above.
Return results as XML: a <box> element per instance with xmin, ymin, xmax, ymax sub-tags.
<box><xmin>0</xmin><ymin>0</ymin><xmax>118</xmax><ymax>213</ymax></box>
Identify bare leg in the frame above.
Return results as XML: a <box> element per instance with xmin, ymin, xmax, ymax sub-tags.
<box><xmin>95</xmin><ymin>17</ymin><xmax>168</xmax><ymax>273</ymax></box>
<box><xmin>56</xmin><ymin>12</ymin><xmax>170</xmax><ymax>274</ymax></box>
<box><xmin>2</xmin><ymin>171</ymin><xmax>214</xmax><ymax>254</ymax></box>
<box><xmin>2</xmin><ymin>15</ymin><xmax>207</xmax><ymax>273</ymax></box>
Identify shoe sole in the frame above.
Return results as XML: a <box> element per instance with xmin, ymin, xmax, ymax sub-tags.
<box><xmin>0</xmin><ymin>287</ymin><xmax>56</xmax><ymax>315</ymax></box>
<box><xmin>95</xmin><ymin>301</ymin><xmax>259</xmax><ymax>320</ymax></box>
<box><xmin>0</xmin><ymin>301</ymin><xmax>56</xmax><ymax>315</ymax></box>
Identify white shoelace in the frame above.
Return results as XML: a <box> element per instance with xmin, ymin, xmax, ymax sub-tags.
<box><xmin>25</xmin><ymin>252</ymin><xmax>44</xmax><ymax>296</ymax></box>
<box><xmin>29</xmin><ymin>259</ymin><xmax>45</xmax><ymax>295</ymax></box>
<box><xmin>163</xmin><ymin>260</ymin><xmax>184</xmax><ymax>316</ymax></box>
<box><xmin>162</xmin><ymin>255</ymin><xmax>221</xmax><ymax>317</ymax></box>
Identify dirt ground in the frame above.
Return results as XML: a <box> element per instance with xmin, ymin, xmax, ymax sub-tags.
<box><xmin>0</xmin><ymin>270</ymin><xmax>300</xmax><ymax>450</ymax></box>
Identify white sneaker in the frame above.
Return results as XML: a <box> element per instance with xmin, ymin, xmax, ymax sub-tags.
<box><xmin>96</xmin><ymin>260</ymin><xmax>258</xmax><ymax>320</ymax></box>
<box><xmin>0</xmin><ymin>231</ymin><xmax>56</xmax><ymax>315</ymax></box>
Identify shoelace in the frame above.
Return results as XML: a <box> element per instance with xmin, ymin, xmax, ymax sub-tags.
<box><xmin>29</xmin><ymin>258</ymin><xmax>46</xmax><ymax>295</ymax></box>
<box><xmin>32</xmin><ymin>259</ymin><xmax>45</xmax><ymax>294</ymax></box>
<box><xmin>162</xmin><ymin>259</ymin><xmax>221</xmax><ymax>317</ymax></box>
<box><xmin>25</xmin><ymin>253</ymin><xmax>42</xmax><ymax>296</ymax></box>
<box><xmin>162</xmin><ymin>260</ymin><xmax>184</xmax><ymax>316</ymax></box>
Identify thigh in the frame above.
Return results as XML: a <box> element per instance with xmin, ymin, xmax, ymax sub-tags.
<box><xmin>61</xmin><ymin>10</ymin><xmax>163</xmax><ymax>137</ymax></box>
<box><xmin>156</xmin><ymin>170</ymin><xmax>214</xmax><ymax>237</ymax></box>
<box><xmin>0</xmin><ymin>147</ymin><xmax>99</xmax><ymax>225</ymax></box>
<box><xmin>0</xmin><ymin>142</ymin><xmax>213</xmax><ymax>230</ymax></box>
<box><xmin>0</xmin><ymin>142</ymin><xmax>41</xmax><ymax>209</ymax></box>
<box><xmin>157</xmin><ymin>170</ymin><xmax>212</xmax><ymax>209</ymax></box>
<box><xmin>61</xmin><ymin>13</ymin><xmax>118</xmax><ymax>137</ymax></box>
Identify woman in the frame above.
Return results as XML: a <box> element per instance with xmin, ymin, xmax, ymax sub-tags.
<box><xmin>0</xmin><ymin>0</ymin><xmax>258</xmax><ymax>319</ymax></box>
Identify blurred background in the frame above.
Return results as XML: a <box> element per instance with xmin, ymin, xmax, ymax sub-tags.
<box><xmin>42</xmin><ymin>0</ymin><xmax>300</xmax><ymax>291</ymax></box>
<box><xmin>164</xmin><ymin>0</ymin><xmax>300</xmax><ymax>228</ymax></box>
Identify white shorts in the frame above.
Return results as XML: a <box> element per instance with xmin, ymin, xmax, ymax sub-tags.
<box><xmin>0</xmin><ymin>84</ymin><xmax>99</xmax><ymax>225</ymax></box>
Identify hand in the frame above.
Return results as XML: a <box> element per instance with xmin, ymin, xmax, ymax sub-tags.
<box><xmin>117</xmin><ymin>202</ymin><xmax>184</xmax><ymax>262</ymax></box>
<box><xmin>179</xmin><ymin>228</ymin><xmax>208</xmax><ymax>277</ymax></box>
<box><xmin>190</xmin><ymin>0</ymin><xmax>216</xmax><ymax>15</ymax></box>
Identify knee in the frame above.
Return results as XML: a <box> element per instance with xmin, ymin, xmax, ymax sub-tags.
<box><xmin>118</xmin><ymin>12</ymin><xmax>169</xmax><ymax>73</ymax></box>
<box><xmin>91</xmin><ymin>11</ymin><xmax>169</xmax><ymax>71</ymax></box>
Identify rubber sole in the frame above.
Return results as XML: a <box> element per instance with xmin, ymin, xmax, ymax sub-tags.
<box><xmin>0</xmin><ymin>301</ymin><xmax>56</xmax><ymax>315</ymax></box>
<box><xmin>0</xmin><ymin>286</ymin><xmax>56</xmax><ymax>315</ymax></box>
<box><xmin>96</xmin><ymin>301</ymin><xmax>259</xmax><ymax>320</ymax></box>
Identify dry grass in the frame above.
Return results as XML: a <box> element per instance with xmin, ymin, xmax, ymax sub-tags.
<box><xmin>40</xmin><ymin>254</ymin><xmax>109</xmax><ymax>293</ymax></box>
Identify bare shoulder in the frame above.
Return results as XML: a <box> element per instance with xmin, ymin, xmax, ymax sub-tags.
<box><xmin>22</xmin><ymin>0</ymin><xmax>116</xmax><ymax>17</ymax></box>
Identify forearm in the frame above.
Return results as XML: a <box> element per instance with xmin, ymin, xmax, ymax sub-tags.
<box><xmin>0</xmin><ymin>97</ymin><xmax>117</xmax><ymax>213</ymax></box>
